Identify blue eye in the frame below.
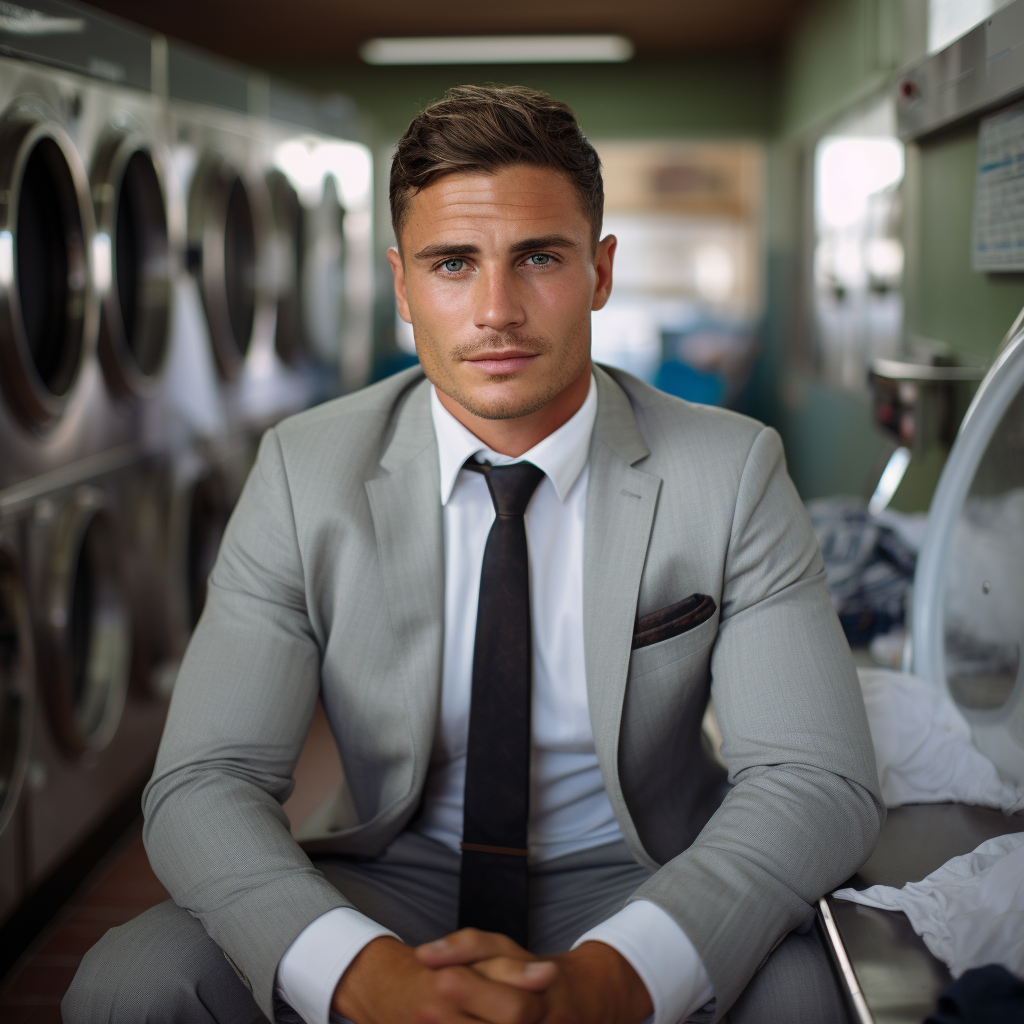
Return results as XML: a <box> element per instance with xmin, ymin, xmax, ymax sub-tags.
<box><xmin>527</xmin><ymin>253</ymin><xmax>552</xmax><ymax>266</ymax></box>
<box><xmin>442</xmin><ymin>258</ymin><xmax>465</xmax><ymax>272</ymax></box>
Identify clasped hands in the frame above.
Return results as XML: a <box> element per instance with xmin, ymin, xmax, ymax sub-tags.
<box><xmin>331</xmin><ymin>928</ymin><xmax>653</xmax><ymax>1024</ymax></box>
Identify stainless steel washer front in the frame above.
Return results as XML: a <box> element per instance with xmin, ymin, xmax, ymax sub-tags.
<box><xmin>188</xmin><ymin>157</ymin><xmax>271</xmax><ymax>381</ymax></box>
<box><xmin>0</xmin><ymin>540</ymin><xmax>34</xmax><ymax>836</ymax></box>
<box><xmin>38</xmin><ymin>487</ymin><xmax>130</xmax><ymax>758</ymax></box>
<box><xmin>0</xmin><ymin>110</ymin><xmax>96</xmax><ymax>429</ymax></box>
<box><xmin>92</xmin><ymin>132</ymin><xmax>174</xmax><ymax>397</ymax></box>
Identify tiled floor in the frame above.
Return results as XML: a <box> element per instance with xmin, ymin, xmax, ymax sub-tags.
<box><xmin>0</xmin><ymin>701</ymin><xmax>342</xmax><ymax>1022</ymax></box>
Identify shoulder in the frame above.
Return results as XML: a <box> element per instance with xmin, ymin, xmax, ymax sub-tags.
<box><xmin>266</xmin><ymin>366</ymin><xmax>429</xmax><ymax>470</ymax></box>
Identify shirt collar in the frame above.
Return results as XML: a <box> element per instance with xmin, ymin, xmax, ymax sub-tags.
<box><xmin>431</xmin><ymin>373</ymin><xmax>597</xmax><ymax>505</ymax></box>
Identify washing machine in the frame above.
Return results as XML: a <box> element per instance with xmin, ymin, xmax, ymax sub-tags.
<box><xmin>159</xmin><ymin>59</ymin><xmax>373</xmax><ymax>439</ymax></box>
<box><xmin>0</xmin><ymin>1</ymin><xmax>371</xmax><ymax>936</ymax></box>
<box><xmin>818</xmin><ymin>324</ymin><xmax>1024</xmax><ymax>1023</ymax></box>
<box><xmin>0</xmin><ymin>48</ymin><xmax>177</xmax><ymax>490</ymax></box>
<box><xmin>17</xmin><ymin>467</ymin><xmax>166</xmax><ymax>889</ymax></box>
<box><xmin>0</xmin><ymin>510</ymin><xmax>34</xmax><ymax>928</ymax></box>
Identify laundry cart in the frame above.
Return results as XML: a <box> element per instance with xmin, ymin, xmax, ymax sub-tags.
<box><xmin>818</xmin><ymin>321</ymin><xmax>1024</xmax><ymax>1023</ymax></box>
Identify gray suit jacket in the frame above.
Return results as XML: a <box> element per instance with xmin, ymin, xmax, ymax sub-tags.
<box><xmin>144</xmin><ymin>365</ymin><xmax>883</xmax><ymax>1021</ymax></box>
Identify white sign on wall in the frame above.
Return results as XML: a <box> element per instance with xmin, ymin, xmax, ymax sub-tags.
<box><xmin>974</xmin><ymin>101</ymin><xmax>1024</xmax><ymax>271</ymax></box>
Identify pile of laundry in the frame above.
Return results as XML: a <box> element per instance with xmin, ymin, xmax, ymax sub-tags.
<box><xmin>806</xmin><ymin>498</ymin><xmax>926</xmax><ymax>647</ymax></box>
<box><xmin>835</xmin><ymin>668</ymin><xmax>1024</xmax><ymax>1019</ymax></box>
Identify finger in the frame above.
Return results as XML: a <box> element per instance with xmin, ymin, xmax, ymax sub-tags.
<box><xmin>432</xmin><ymin>965</ymin><xmax>548</xmax><ymax>1024</ymax></box>
<box><xmin>471</xmin><ymin>956</ymin><xmax>558</xmax><ymax>991</ymax></box>
<box><xmin>416</xmin><ymin>928</ymin><xmax>527</xmax><ymax>967</ymax></box>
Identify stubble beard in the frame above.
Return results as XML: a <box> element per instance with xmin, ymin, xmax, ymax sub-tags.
<box><xmin>420</xmin><ymin>325</ymin><xmax>591</xmax><ymax>421</ymax></box>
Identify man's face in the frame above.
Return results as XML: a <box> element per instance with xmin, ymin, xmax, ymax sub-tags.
<box><xmin>388</xmin><ymin>165</ymin><xmax>615</xmax><ymax>421</ymax></box>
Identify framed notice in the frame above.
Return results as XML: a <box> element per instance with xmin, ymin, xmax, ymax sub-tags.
<box><xmin>974</xmin><ymin>101</ymin><xmax>1024</xmax><ymax>272</ymax></box>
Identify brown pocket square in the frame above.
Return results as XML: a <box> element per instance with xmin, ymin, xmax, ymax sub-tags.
<box><xmin>632</xmin><ymin>593</ymin><xmax>717</xmax><ymax>649</ymax></box>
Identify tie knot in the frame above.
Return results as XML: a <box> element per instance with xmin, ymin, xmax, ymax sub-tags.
<box><xmin>468</xmin><ymin>460</ymin><xmax>545</xmax><ymax>517</ymax></box>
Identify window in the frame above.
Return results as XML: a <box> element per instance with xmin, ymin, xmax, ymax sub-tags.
<box><xmin>812</xmin><ymin>99</ymin><xmax>904</xmax><ymax>390</ymax></box>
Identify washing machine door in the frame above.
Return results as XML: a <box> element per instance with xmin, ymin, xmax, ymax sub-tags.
<box><xmin>0</xmin><ymin>114</ymin><xmax>96</xmax><ymax>427</ymax></box>
<box><xmin>912</xmin><ymin>327</ymin><xmax>1024</xmax><ymax>784</ymax></box>
<box><xmin>188</xmin><ymin>158</ymin><xmax>269</xmax><ymax>380</ymax></box>
<box><xmin>39</xmin><ymin>489</ymin><xmax>131</xmax><ymax>758</ymax></box>
<box><xmin>267</xmin><ymin>168</ymin><xmax>307</xmax><ymax>367</ymax></box>
<box><xmin>0</xmin><ymin>545</ymin><xmax>33</xmax><ymax>835</ymax></box>
<box><xmin>92</xmin><ymin>133</ymin><xmax>173</xmax><ymax>396</ymax></box>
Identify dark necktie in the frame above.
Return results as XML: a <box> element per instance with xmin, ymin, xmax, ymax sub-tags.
<box><xmin>458</xmin><ymin>459</ymin><xmax>545</xmax><ymax>946</ymax></box>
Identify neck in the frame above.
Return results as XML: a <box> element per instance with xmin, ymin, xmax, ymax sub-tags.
<box><xmin>436</xmin><ymin>362</ymin><xmax>592</xmax><ymax>458</ymax></box>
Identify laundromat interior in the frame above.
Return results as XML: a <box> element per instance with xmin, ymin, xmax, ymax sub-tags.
<box><xmin>1</xmin><ymin>1</ymin><xmax>1024</xmax><ymax>1021</ymax></box>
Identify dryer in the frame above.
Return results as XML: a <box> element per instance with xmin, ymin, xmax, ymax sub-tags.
<box><xmin>0</xmin><ymin>511</ymin><xmax>34</xmax><ymax>928</ymax></box>
<box><xmin>0</xmin><ymin>1</ymin><xmax>372</xmax><ymax>941</ymax></box>
<box><xmin>819</xmin><ymin>324</ymin><xmax>1024</xmax><ymax>1023</ymax></box>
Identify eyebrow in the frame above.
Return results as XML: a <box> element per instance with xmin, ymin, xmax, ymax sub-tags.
<box><xmin>412</xmin><ymin>234</ymin><xmax>580</xmax><ymax>262</ymax></box>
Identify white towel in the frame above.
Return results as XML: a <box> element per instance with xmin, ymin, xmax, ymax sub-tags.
<box><xmin>834</xmin><ymin>833</ymin><xmax>1024</xmax><ymax>979</ymax></box>
<box><xmin>857</xmin><ymin>667</ymin><xmax>1024</xmax><ymax>813</ymax></box>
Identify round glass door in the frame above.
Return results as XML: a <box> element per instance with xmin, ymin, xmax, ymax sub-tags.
<box><xmin>913</xmin><ymin>328</ymin><xmax>1024</xmax><ymax>784</ymax></box>
<box><xmin>0</xmin><ymin>548</ymin><xmax>33</xmax><ymax>835</ymax></box>
<box><xmin>0</xmin><ymin>119</ymin><xmax>94</xmax><ymax>427</ymax></box>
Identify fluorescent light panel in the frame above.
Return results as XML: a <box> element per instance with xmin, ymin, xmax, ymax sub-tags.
<box><xmin>360</xmin><ymin>35</ymin><xmax>634</xmax><ymax>65</ymax></box>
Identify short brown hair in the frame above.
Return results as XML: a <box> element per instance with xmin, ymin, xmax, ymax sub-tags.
<box><xmin>390</xmin><ymin>84</ymin><xmax>603</xmax><ymax>248</ymax></box>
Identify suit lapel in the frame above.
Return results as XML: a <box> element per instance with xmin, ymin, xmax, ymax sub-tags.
<box><xmin>365</xmin><ymin>377</ymin><xmax>444</xmax><ymax>796</ymax></box>
<box><xmin>584</xmin><ymin>368</ymin><xmax>662</xmax><ymax>853</ymax></box>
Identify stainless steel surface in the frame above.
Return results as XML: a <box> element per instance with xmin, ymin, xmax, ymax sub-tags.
<box><xmin>0</xmin><ymin>0</ymin><xmax>368</xmax><ymax>931</ymax></box>
<box><xmin>827</xmin><ymin>804</ymin><xmax>1024</xmax><ymax>1024</ymax></box>
<box><xmin>93</xmin><ymin>132</ymin><xmax>175</xmax><ymax>397</ymax></box>
<box><xmin>818</xmin><ymin>897</ymin><xmax>875</xmax><ymax>1024</ymax></box>
<box><xmin>897</xmin><ymin>0</ymin><xmax>1024</xmax><ymax>142</ymax></box>
<box><xmin>869</xmin><ymin>359</ymin><xmax>987</xmax><ymax>383</ymax></box>
<box><xmin>35</xmin><ymin>486</ymin><xmax>130</xmax><ymax>757</ymax></box>
<box><xmin>0</xmin><ymin>537</ymin><xmax>34</xmax><ymax>836</ymax></box>
<box><xmin>187</xmin><ymin>155</ymin><xmax>271</xmax><ymax>382</ymax></box>
<box><xmin>0</xmin><ymin>108</ymin><xmax>95</xmax><ymax>428</ymax></box>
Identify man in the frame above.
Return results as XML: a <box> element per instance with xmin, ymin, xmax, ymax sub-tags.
<box><xmin>65</xmin><ymin>85</ymin><xmax>882</xmax><ymax>1024</ymax></box>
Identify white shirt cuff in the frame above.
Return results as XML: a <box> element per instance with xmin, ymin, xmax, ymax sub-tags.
<box><xmin>274</xmin><ymin>906</ymin><xmax>398</xmax><ymax>1024</ymax></box>
<box><xmin>572</xmin><ymin>899</ymin><xmax>714</xmax><ymax>1024</ymax></box>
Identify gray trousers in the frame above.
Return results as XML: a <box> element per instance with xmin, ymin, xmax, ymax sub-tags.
<box><xmin>63</xmin><ymin>832</ymin><xmax>849</xmax><ymax>1024</ymax></box>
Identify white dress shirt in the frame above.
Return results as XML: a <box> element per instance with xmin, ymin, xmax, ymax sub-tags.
<box><xmin>276</xmin><ymin>374</ymin><xmax>713</xmax><ymax>1024</ymax></box>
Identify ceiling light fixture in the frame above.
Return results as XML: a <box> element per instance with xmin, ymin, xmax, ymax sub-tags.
<box><xmin>360</xmin><ymin>35</ymin><xmax>634</xmax><ymax>65</ymax></box>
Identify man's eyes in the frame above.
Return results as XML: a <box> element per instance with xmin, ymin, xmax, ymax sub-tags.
<box><xmin>434</xmin><ymin>253</ymin><xmax>557</xmax><ymax>274</ymax></box>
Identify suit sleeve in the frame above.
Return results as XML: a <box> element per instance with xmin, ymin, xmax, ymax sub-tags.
<box><xmin>142</xmin><ymin>428</ymin><xmax>351</xmax><ymax>1019</ymax></box>
<box><xmin>627</xmin><ymin>425</ymin><xmax>884</xmax><ymax>1019</ymax></box>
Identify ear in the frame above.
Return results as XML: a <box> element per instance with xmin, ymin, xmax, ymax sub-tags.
<box><xmin>388</xmin><ymin>247</ymin><xmax>412</xmax><ymax>322</ymax></box>
<box><xmin>591</xmin><ymin>235</ymin><xmax>616</xmax><ymax>312</ymax></box>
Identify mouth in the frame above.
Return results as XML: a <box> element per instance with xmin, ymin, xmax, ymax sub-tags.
<box><xmin>463</xmin><ymin>349</ymin><xmax>538</xmax><ymax>375</ymax></box>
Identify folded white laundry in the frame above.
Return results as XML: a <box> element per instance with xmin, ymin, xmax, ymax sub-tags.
<box><xmin>834</xmin><ymin>832</ymin><xmax>1024</xmax><ymax>980</ymax></box>
<box><xmin>857</xmin><ymin>667</ymin><xmax>1024</xmax><ymax>813</ymax></box>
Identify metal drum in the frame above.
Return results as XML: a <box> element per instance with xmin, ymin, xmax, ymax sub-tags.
<box><xmin>0</xmin><ymin>114</ymin><xmax>96</xmax><ymax>428</ymax></box>
<box><xmin>0</xmin><ymin>543</ymin><xmax>33</xmax><ymax>835</ymax></box>
<box><xmin>92</xmin><ymin>133</ymin><xmax>173</xmax><ymax>397</ymax></box>
<box><xmin>188</xmin><ymin>157</ymin><xmax>270</xmax><ymax>380</ymax></box>
<box><xmin>38</xmin><ymin>488</ymin><xmax>130</xmax><ymax>758</ymax></box>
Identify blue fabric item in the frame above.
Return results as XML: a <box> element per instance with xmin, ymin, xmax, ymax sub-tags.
<box><xmin>654</xmin><ymin>360</ymin><xmax>726</xmax><ymax>406</ymax></box>
<box><xmin>805</xmin><ymin>498</ymin><xmax>917</xmax><ymax>646</ymax></box>
<box><xmin>925</xmin><ymin>965</ymin><xmax>1024</xmax><ymax>1023</ymax></box>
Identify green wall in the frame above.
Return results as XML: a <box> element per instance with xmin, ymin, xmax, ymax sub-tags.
<box><xmin>280</xmin><ymin>56</ymin><xmax>780</xmax><ymax>145</ymax></box>
<box><xmin>761</xmin><ymin>0</ymin><xmax>1024</xmax><ymax>509</ymax></box>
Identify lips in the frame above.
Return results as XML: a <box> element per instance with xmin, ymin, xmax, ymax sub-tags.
<box><xmin>465</xmin><ymin>351</ymin><xmax>537</xmax><ymax>375</ymax></box>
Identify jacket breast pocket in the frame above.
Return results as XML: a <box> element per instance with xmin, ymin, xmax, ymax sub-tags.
<box><xmin>627</xmin><ymin>609</ymin><xmax>719</xmax><ymax>679</ymax></box>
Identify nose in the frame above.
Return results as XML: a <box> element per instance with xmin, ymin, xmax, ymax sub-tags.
<box><xmin>473</xmin><ymin>265</ymin><xmax>525</xmax><ymax>334</ymax></box>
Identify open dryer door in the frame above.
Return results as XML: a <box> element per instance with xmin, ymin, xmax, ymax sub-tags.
<box><xmin>912</xmin><ymin>325</ymin><xmax>1024</xmax><ymax>784</ymax></box>
<box><xmin>818</xmin><ymin>326</ymin><xmax>1024</xmax><ymax>1024</ymax></box>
